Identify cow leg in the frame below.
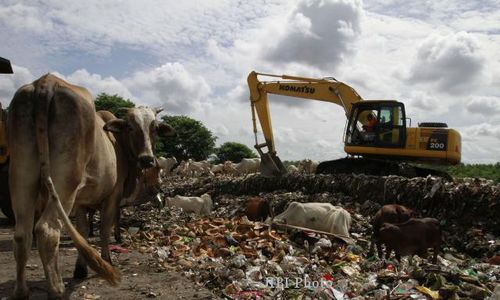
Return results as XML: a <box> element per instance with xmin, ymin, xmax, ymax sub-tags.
<box><xmin>35</xmin><ymin>209</ymin><xmax>65</xmax><ymax>299</ymax></box>
<box><xmin>385</xmin><ymin>247</ymin><xmax>392</xmax><ymax>260</ymax></box>
<box><xmin>418</xmin><ymin>248</ymin><xmax>428</xmax><ymax>260</ymax></box>
<box><xmin>10</xmin><ymin>128</ymin><xmax>39</xmax><ymax>299</ymax></box>
<box><xmin>368</xmin><ymin>238</ymin><xmax>375</xmax><ymax>257</ymax></box>
<box><xmin>36</xmin><ymin>170</ymin><xmax>81</xmax><ymax>298</ymax></box>
<box><xmin>100</xmin><ymin>193</ymin><xmax>120</xmax><ymax>264</ymax></box>
<box><xmin>100</xmin><ymin>213</ymin><xmax>113</xmax><ymax>263</ymax></box>
<box><xmin>432</xmin><ymin>246</ymin><xmax>439</xmax><ymax>264</ymax></box>
<box><xmin>114</xmin><ymin>207</ymin><xmax>122</xmax><ymax>243</ymax></box>
<box><xmin>73</xmin><ymin>208</ymin><xmax>89</xmax><ymax>279</ymax></box>
<box><xmin>11</xmin><ymin>182</ymin><xmax>37</xmax><ymax>299</ymax></box>
<box><xmin>376</xmin><ymin>242</ymin><xmax>383</xmax><ymax>259</ymax></box>
<box><xmin>88</xmin><ymin>209</ymin><xmax>95</xmax><ymax>238</ymax></box>
<box><xmin>395</xmin><ymin>252</ymin><xmax>401</xmax><ymax>262</ymax></box>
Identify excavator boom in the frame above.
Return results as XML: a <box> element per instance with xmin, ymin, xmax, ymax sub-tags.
<box><xmin>248</xmin><ymin>71</ymin><xmax>364</xmax><ymax>177</ymax></box>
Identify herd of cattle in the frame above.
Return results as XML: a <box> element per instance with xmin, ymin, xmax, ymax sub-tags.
<box><xmin>5</xmin><ymin>74</ymin><xmax>442</xmax><ymax>299</ymax></box>
<box><xmin>155</xmin><ymin>156</ymin><xmax>320</xmax><ymax>178</ymax></box>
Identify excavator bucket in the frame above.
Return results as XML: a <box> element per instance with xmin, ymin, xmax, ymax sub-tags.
<box><xmin>259</xmin><ymin>152</ymin><xmax>287</xmax><ymax>177</ymax></box>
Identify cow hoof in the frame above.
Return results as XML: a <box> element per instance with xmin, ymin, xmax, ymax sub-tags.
<box><xmin>73</xmin><ymin>265</ymin><xmax>88</xmax><ymax>279</ymax></box>
<box><xmin>12</xmin><ymin>288</ymin><xmax>30</xmax><ymax>300</ymax></box>
<box><xmin>103</xmin><ymin>256</ymin><xmax>113</xmax><ymax>265</ymax></box>
<box><xmin>114</xmin><ymin>235</ymin><xmax>122</xmax><ymax>243</ymax></box>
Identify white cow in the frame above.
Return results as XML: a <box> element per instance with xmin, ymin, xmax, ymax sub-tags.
<box><xmin>173</xmin><ymin>160</ymin><xmax>189</xmax><ymax>177</ymax></box>
<box><xmin>157</xmin><ymin>156</ymin><xmax>177</xmax><ymax>175</ymax></box>
<box><xmin>298</xmin><ymin>159</ymin><xmax>319</xmax><ymax>174</ymax></box>
<box><xmin>287</xmin><ymin>164</ymin><xmax>299</xmax><ymax>173</ymax></box>
<box><xmin>274</xmin><ymin>202</ymin><xmax>351</xmax><ymax>237</ymax></box>
<box><xmin>165</xmin><ymin>193</ymin><xmax>213</xmax><ymax>215</ymax></box>
<box><xmin>185</xmin><ymin>159</ymin><xmax>213</xmax><ymax>177</ymax></box>
<box><xmin>234</xmin><ymin>158</ymin><xmax>260</xmax><ymax>175</ymax></box>
<box><xmin>223</xmin><ymin>160</ymin><xmax>238</xmax><ymax>175</ymax></box>
<box><xmin>211</xmin><ymin>163</ymin><xmax>224</xmax><ymax>175</ymax></box>
<box><xmin>210</xmin><ymin>161</ymin><xmax>235</xmax><ymax>176</ymax></box>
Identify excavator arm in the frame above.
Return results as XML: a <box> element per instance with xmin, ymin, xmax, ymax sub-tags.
<box><xmin>247</xmin><ymin>71</ymin><xmax>364</xmax><ymax>176</ymax></box>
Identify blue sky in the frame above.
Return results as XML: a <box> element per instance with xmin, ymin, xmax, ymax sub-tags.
<box><xmin>1</xmin><ymin>0</ymin><xmax>499</xmax><ymax>163</ymax></box>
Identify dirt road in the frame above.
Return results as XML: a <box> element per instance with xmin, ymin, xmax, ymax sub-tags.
<box><xmin>0</xmin><ymin>215</ymin><xmax>215</xmax><ymax>300</ymax></box>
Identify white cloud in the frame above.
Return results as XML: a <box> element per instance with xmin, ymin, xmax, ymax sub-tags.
<box><xmin>464</xmin><ymin>123</ymin><xmax>500</xmax><ymax>140</ymax></box>
<box><xmin>54</xmin><ymin>69</ymin><xmax>133</xmax><ymax>100</ymax></box>
<box><xmin>264</xmin><ymin>0</ymin><xmax>363</xmax><ymax>70</ymax></box>
<box><xmin>124</xmin><ymin>63</ymin><xmax>211</xmax><ymax>114</ymax></box>
<box><xmin>406</xmin><ymin>91</ymin><xmax>441</xmax><ymax>111</ymax></box>
<box><xmin>465</xmin><ymin>97</ymin><xmax>500</xmax><ymax>117</ymax></box>
<box><xmin>1</xmin><ymin>62</ymin><xmax>212</xmax><ymax>116</ymax></box>
<box><xmin>0</xmin><ymin>65</ymin><xmax>35</xmax><ymax>107</ymax></box>
<box><xmin>407</xmin><ymin>32</ymin><xmax>485</xmax><ymax>95</ymax></box>
<box><xmin>226</xmin><ymin>85</ymin><xmax>248</xmax><ymax>104</ymax></box>
<box><xmin>0</xmin><ymin>3</ymin><xmax>53</xmax><ymax>34</ymax></box>
<box><xmin>0</xmin><ymin>1</ymin><xmax>287</xmax><ymax>59</ymax></box>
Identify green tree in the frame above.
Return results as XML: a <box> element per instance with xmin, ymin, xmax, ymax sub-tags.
<box><xmin>215</xmin><ymin>142</ymin><xmax>257</xmax><ymax>163</ymax></box>
<box><xmin>157</xmin><ymin>115</ymin><xmax>216</xmax><ymax>161</ymax></box>
<box><xmin>94</xmin><ymin>93</ymin><xmax>135</xmax><ymax>117</ymax></box>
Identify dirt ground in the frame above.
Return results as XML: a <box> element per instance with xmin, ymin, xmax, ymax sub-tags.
<box><xmin>0</xmin><ymin>214</ymin><xmax>215</xmax><ymax>300</ymax></box>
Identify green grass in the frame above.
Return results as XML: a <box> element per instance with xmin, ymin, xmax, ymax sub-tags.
<box><xmin>416</xmin><ymin>163</ymin><xmax>500</xmax><ymax>182</ymax></box>
<box><xmin>444</xmin><ymin>163</ymin><xmax>500</xmax><ymax>183</ymax></box>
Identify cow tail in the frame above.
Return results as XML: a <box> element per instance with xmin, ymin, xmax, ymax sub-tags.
<box><xmin>34</xmin><ymin>74</ymin><xmax>54</xmax><ymax>181</ymax></box>
<box><xmin>34</xmin><ymin>76</ymin><xmax>121</xmax><ymax>286</ymax></box>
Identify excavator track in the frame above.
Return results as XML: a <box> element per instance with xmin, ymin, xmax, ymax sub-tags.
<box><xmin>316</xmin><ymin>157</ymin><xmax>453</xmax><ymax>181</ymax></box>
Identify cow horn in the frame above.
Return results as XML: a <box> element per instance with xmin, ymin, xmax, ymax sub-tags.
<box><xmin>116</xmin><ymin>107</ymin><xmax>130</xmax><ymax>117</ymax></box>
<box><xmin>154</xmin><ymin>107</ymin><xmax>164</xmax><ymax>115</ymax></box>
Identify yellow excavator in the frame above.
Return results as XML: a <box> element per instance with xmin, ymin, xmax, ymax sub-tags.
<box><xmin>248</xmin><ymin>71</ymin><xmax>461</xmax><ymax>178</ymax></box>
<box><xmin>0</xmin><ymin>57</ymin><xmax>13</xmax><ymax>221</ymax></box>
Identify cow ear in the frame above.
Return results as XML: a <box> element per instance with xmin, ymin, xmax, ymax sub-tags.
<box><xmin>104</xmin><ymin>119</ymin><xmax>127</xmax><ymax>133</ymax></box>
<box><xmin>115</xmin><ymin>107</ymin><xmax>130</xmax><ymax>118</ymax></box>
<box><xmin>158</xmin><ymin>122</ymin><xmax>176</xmax><ymax>137</ymax></box>
<box><xmin>154</xmin><ymin>107</ymin><xmax>164</xmax><ymax>115</ymax></box>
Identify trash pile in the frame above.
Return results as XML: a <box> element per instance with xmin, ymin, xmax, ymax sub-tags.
<box><xmin>116</xmin><ymin>176</ymin><xmax>500</xmax><ymax>299</ymax></box>
<box><xmin>163</xmin><ymin>174</ymin><xmax>500</xmax><ymax>255</ymax></box>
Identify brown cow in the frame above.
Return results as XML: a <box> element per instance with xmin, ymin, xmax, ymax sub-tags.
<box><xmin>8</xmin><ymin>74</ymin><xmax>175</xmax><ymax>299</ymax></box>
<box><xmin>369</xmin><ymin>204</ymin><xmax>415</xmax><ymax>258</ymax></box>
<box><xmin>245</xmin><ymin>197</ymin><xmax>272</xmax><ymax>222</ymax></box>
<box><xmin>379</xmin><ymin>218</ymin><xmax>442</xmax><ymax>263</ymax></box>
<box><xmin>88</xmin><ymin>157</ymin><xmax>164</xmax><ymax>242</ymax></box>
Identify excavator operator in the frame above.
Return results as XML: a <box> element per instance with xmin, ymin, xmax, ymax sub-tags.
<box><xmin>363</xmin><ymin>114</ymin><xmax>378</xmax><ymax>131</ymax></box>
<box><xmin>362</xmin><ymin>113</ymin><xmax>378</xmax><ymax>142</ymax></box>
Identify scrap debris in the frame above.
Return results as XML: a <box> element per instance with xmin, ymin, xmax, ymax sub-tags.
<box><xmin>110</xmin><ymin>174</ymin><xmax>500</xmax><ymax>299</ymax></box>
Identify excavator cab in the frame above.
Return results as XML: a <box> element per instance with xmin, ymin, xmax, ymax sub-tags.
<box><xmin>345</xmin><ymin>101</ymin><xmax>407</xmax><ymax>149</ymax></box>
